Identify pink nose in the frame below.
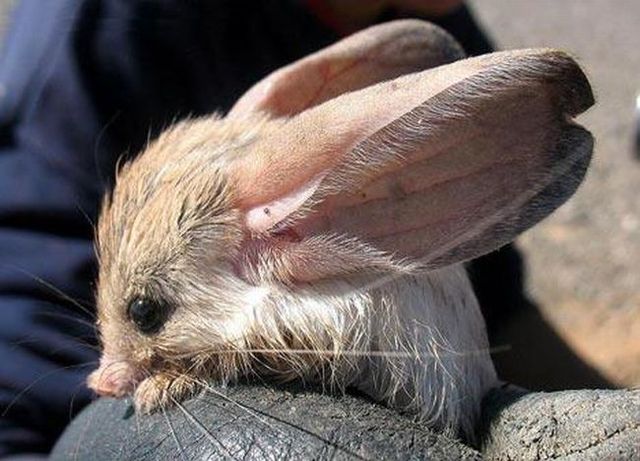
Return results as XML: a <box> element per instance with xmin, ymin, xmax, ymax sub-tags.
<box><xmin>87</xmin><ymin>360</ymin><xmax>137</xmax><ymax>398</ymax></box>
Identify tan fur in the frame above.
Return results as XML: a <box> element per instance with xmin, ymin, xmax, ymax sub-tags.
<box><xmin>90</xmin><ymin>113</ymin><xmax>495</xmax><ymax>436</ymax></box>
<box><xmin>88</xmin><ymin>20</ymin><xmax>593</xmax><ymax>439</ymax></box>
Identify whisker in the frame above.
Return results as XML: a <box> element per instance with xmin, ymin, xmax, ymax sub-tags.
<box><xmin>2</xmin><ymin>361</ymin><xmax>98</xmax><ymax>418</ymax></box>
<box><xmin>73</xmin><ymin>200</ymin><xmax>96</xmax><ymax>231</ymax></box>
<box><xmin>72</xmin><ymin>383</ymin><xmax>101</xmax><ymax>461</ymax></box>
<box><xmin>162</xmin><ymin>407</ymin><xmax>188</xmax><ymax>461</ymax></box>
<box><xmin>133</xmin><ymin>366</ymin><xmax>154</xmax><ymax>433</ymax></box>
<box><xmin>170</xmin><ymin>396</ymin><xmax>237</xmax><ymax>460</ymax></box>
<box><xmin>10</xmin><ymin>336</ymin><xmax>100</xmax><ymax>355</ymax></box>
<box><xmin>4</xmin><ymin>265</ymin><xmax>95</xmax><ymax>318</ymax></box>
<box><xmin>196</xmin><ymin>380</ymin><xmax>284</xmax><ymax>437</ymax></box>
<box><xmin>68</xmin><ymin>379</ymin><xmax>93</xmax><ymax>422</ymax></box>
<box><xmin>35</xmin><ymin>310</ymin><xmax>98</xmax><ymax>330</ymax></box>
<box><xmin>93</xmin><ymin>111</ymin><xmax>122</xmax><ymax>189</ymax></box>
<box><xmin>194</xmin><ymin>385</ymin><xmax>368</xmax><ymax>460</ymax></box>
<box><xmin>174</xmin><ymin>344</ymin><xmax>511</xmax><ymax>361</ymax></box>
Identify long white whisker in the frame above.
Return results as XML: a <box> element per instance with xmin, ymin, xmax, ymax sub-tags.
<box><xmin>173</xmin><ymin>344</ymin><xmax>511</xmax><ymax>361</ymax></box>
<box><xmin>196</xmin><ymin>380</ymin><xmax>284</xmax><ymax>437</ymax></box>
<box><xmin>162</xmin><ymin>406</ymin><xmax>187</xmax><ymax>461</ymax></box>
<box><xmin>72</xmin><ymin>384</ymin><xmax>100</xmax><ymax>461</ymax></box>
<box><xmin>2</xmin><ymin>362</ymin><xmax>98</xmax><ymax>418</ymax></box>
<box><xmin>3</xmin><ymin>264</ymin><xmax>95</xmax><ymax>319</ymax></box>
<box><xmin>170</xmin><ymin>395</ymin><xmax>237</xmax><ymax>460</ymax></box>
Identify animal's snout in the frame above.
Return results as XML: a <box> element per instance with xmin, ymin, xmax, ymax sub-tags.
<box><xmin>87</xmin><ymin>359</ymin><xmax>138</xmax><ymax>398</ymax></box>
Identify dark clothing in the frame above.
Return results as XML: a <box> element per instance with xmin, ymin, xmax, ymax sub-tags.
<box><xmin>0</xmin><ymin>1</ymin><xmax>491</xmax><ymax>455</ymax></box>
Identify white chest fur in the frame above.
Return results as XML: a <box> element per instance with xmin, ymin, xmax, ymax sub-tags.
<box><xmin>246</xmin><ymin>264</ymin><xmax>497</xmax><ymax>436</ymax></box>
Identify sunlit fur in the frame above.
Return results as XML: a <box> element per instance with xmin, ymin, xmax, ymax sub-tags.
<box><xmin>91</xmin><ymin>113</ymin><xmax>496</xmax><ymax>437</ymax></box>
<box><xmin>90</xmin><ymin>35</ymin><xmax>593</xmax><ymax>440</ymax></box>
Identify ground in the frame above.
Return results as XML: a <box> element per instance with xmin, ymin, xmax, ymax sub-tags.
<box><xmin>469</xmin><ymin>0</ymin><xmax>640</xmax><ymax>386</ymax></box>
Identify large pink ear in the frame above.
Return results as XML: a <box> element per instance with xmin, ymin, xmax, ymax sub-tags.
<box><xmin>229</xmin><ymin>48</ymin><xmax>594</xmax><ymax>280</ymax></box>
<box><xmin>228</xmin><ymin>20</ymin><xmax>464</xmax><ymax>119</ymax></box>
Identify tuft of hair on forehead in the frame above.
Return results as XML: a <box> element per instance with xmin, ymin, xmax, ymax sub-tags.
<box><xmin>94</xmin><ymin>113</ymin><xmax>279</xmax><ymax>303</ymax></box>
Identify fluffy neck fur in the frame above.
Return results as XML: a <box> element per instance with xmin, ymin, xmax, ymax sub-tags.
<box><xmin>210</xmin><ymin>264</ymin><xmax>497</xmax><ymax>437</ymax></box>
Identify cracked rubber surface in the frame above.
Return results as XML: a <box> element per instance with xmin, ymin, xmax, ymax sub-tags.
<box><xmin>51</xmin><ymin>384</ymin><xmax>640</xmax><ymax>460</ymax></box>
<box><xmin>481</xmin><ymin>386</ymin><xmax>640</xmax><ymax>460</ymax></box>
<box><xmin>50</xmin><ymin>384</ymin><xmax>481</xmax><ymax>460</ymax></box>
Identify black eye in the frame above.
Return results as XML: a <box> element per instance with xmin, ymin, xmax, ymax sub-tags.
<box><xmin>127</xmin><ymin>298</ymin><xmax>168</xmax><ymax>335</ymax></box>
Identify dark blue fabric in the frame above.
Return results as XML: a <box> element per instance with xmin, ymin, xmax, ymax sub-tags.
<box><xmin>0</xmin><ymin>1</ymin><xmax>492</xmax><ymax>455</ymax></box>
<box><xmin>0</xmin><ymin>1</ymin><xmax>337</xmax><ymax>454</ymax></box>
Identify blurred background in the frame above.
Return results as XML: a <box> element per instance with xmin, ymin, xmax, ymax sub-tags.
<box><xmin>0</xmin><ymin>2</ymin><xmax>11</xmax><ymax>40</ymax></box>
<box><xmin>469</xmin><ymin>0</ymin><xmax>640</xmax><ymax>388</ymax></box>
<box><xmin>0</xmin><ymin>0</ymin><xmax>637</xmax><ymax>387</ymax></box>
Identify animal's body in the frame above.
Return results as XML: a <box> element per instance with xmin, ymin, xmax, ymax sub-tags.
<box><xmin>87</xmin><ymin>20</ymin><xmax>594</xmax><ymax>438</ymax></box>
